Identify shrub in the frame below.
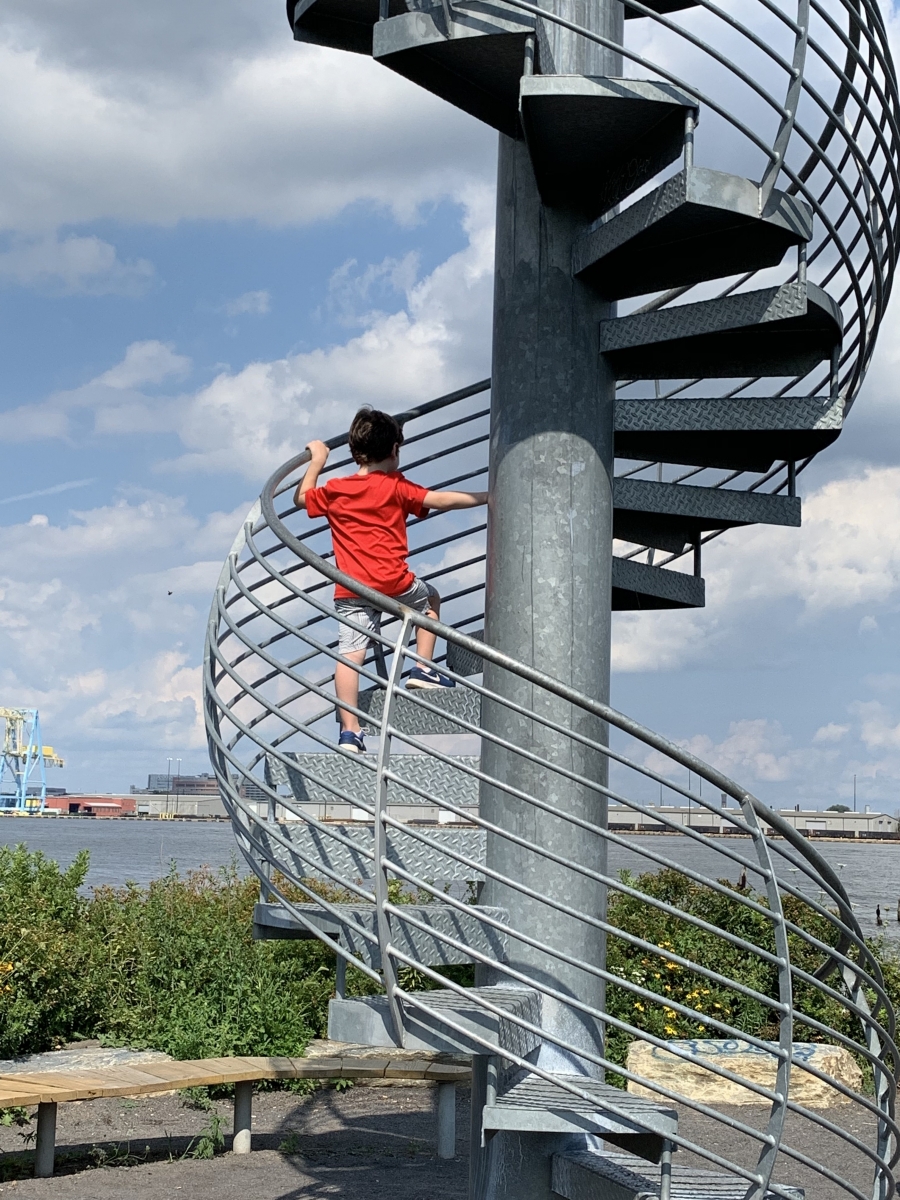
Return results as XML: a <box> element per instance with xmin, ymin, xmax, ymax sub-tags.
<box><xmin>1</xmin><ymin>846</ymin><xmax>898</xmax><ymax>1074</ymax></box>
<box><xmin>0</xmin><ymin>848</ymin><xmax>338</xmax><ymax>1060</ymax></box>
<box><xmin>604</xmin><ymin>867</ymin><xmax>896</xmax><ymax>1084</ymax></box>
<box><xmin>0</xmin><ymin>846</ymin><xmax>97</xmax><ymax>1057</ymax></box>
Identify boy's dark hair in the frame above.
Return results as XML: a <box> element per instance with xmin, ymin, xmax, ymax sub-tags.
<box><xmin>348</xmin><ymin>407</ymin><xmax>404</xmax><ymax>465</ymax></box>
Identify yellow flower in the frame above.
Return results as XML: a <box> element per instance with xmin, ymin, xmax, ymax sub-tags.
<box><xmin>0</xmin><ymin>962</ymin><xmax>13</xmax><ymax>974</ymax></box>
<box><xmin>666</xmin><ymin>962</ymin><xmax>678</xmax><ymax>971</ymax></box>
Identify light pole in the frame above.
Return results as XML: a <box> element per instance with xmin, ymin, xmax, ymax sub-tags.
<box><xmin>175</xmin><ymin>758</ymin><xmax>182</xmax><ymax>816</ymax></box>
<box><xmin>166</xmin><ymin>757</ymin><xmax>172</xmax><ymax>815</ymax></box>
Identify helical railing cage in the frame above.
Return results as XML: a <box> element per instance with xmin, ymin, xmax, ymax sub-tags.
<box><xmin>205</xmin><ymin>385</ymin><xmax>899</xmax><ymax>1200</ymax></box>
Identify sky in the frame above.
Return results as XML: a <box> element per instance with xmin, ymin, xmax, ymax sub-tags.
<box><xmin>1</xmin><ymin>0</ymin><xmax>900</xmax><ymax>812</ymax></box>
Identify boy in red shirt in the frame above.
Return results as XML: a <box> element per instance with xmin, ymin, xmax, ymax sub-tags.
<box><xmin>296</xmin><ymin>407</ymin><xmax>488</xmax><ymax>753</ymax></box>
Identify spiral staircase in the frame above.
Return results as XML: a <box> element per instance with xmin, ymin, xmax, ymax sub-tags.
<box><xmin>204</xmin><ymin>0</ymin><xmax>900</xmax><ymax>1195</ymax></box>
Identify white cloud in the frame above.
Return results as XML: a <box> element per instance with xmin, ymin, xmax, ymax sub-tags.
<box><xmin>0</xmin><ymin>190</ymin><xmax>495</xmax><ymax>480</ymax></box>
<box><xmin>851</xmin><ymin>701</ymin><xmax>900</xmax><ymax>752</ymax></box>
<box><xmin>613</xmin><ymin>466</ymin><xmax>900</xmax><ymax>673</ymax></box>
<box><xmin>0</xmin><ymin>22</ymin><xmax>494</xmax><ymax>235</ymax></box>
<box><xmin>0</xmin><ymin>494</ymin><xmax>253</xmax><ymax>782</ymax></box>
<box><xmin>0</xmin><ymin>233</ymin><xmax>154</xmax><ymax>295</ymax></box>
<box><xmin>813</xmin><ymin>722</ymin><xmax>850</xmax><ymax>744</ymax></box>
<box><xmin>225</xmin><ymin>289</ymin><xmax>270</xmax><ymax>317</ymax></box>
<box><xmin>97</xmin><ymin>340</ymin><xmax>191</xmax><ymax>389</ymax></box>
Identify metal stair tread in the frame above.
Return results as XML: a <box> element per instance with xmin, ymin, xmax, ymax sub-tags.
<box><xmin>261</xmin><ymin>823</ymin><xmax>488</xmax><ymax>885</ymax></box>
<box><xmin>329</xmin><ymin>985</ymin><xmax>542</xmax><ymax>1055</ymax></box>
<box><xmin>613</xmin><ymin>478</ymin><xmax>800</xmax><ymax>552</ymax></box>
<box><xmin>600</xmin><ymin>281</ymin><xmax>842</xmax><ymax>379</ymax></box>
<box><xmin>614</xmin><ymin>395</ymin><xmax>842</xmax><ymax>471</ymax></box>
<box><xmin>573</xmin><ymin>168</ymin><xmax>812</xmax><ymax>300</ymax></box>
<box><xmin>485</xmin><ymin>1072</ymin><xmax>678</xmax><ymax>1140</ymax></box>
<box><xmin>623</xmin><ymin>0</ymin><xmax>699</xmax><ymax>17</ymax></box>
<box><xmin>253</xmin><ymin>901</ymin><xmax>509</xmax><ymax>967</ymax></box>
<box><xmin>358</xmin><ymin>684</ymin><xmax>481</xmax><ymax>734</ymax></box>
<box><xmin>520</xmin><ymin>76</ymin><xmax>698</xmax><ymax>217</ymax></box>
<box><xmin>267</xmin><ymin>749</ymin><xmax>480</xmax><ymax>807</ymax></box>
<box><xmin>552</xmin><ymin>1151</ymin><xmax>805</xmax><ymax>1200</ymax></box>
<box><xmin>372</xmin><ymin>0</ymin><xmax>536</xmax><ymax>137</ymax></box>
<box><xmin>289</xmin><ymin>0</ymin><xmax>407</xmax><ymax>55</ymax></box>
<box><xmin>612</xmin><ymin>558</ymin><xmax>704</xmax><ymax>610</ymax></box>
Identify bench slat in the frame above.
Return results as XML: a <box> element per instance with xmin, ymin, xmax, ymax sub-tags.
<box><xmin>0</xmin><ymin>1052</ymin><xmax>473</xmax><ymax>1106</ymax></box>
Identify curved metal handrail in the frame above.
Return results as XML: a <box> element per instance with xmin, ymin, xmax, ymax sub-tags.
<box><xmin>204</xmin><ymin>384</ymin><xmax>899</xmax><ymax>1200</ymax></box>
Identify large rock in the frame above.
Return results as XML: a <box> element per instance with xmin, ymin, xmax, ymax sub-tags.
<box><xmin>627</xmin><ymin>1038</ymin><xmax>863</xmax><ymax>1107</ymax></box>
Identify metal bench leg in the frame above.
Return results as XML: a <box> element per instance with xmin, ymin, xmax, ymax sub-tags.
<box><xmin>233</xmin><ymin>1080</ymin><xmax>253</xmax><ymax>1154</ymax></box>
<box><xmin>437</xmin><ymin>1081</ymin><xmax>456</xmax><ymax>1159</ymax></box>
<box><xmin>659</xmin><ymin>1139</ymin><xmax>672</xmax><ymax>1200</ymax></box>
<box><xmin>35</xmin><ymin>1102</ymin><xmax>57</xmax><ymax>1178</ymax></box>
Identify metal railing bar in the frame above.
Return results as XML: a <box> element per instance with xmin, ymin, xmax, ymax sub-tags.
<box><xmin>379</xmin><ymin>807</ymin><xmax>789</xmax><ymax>969</ymax></box>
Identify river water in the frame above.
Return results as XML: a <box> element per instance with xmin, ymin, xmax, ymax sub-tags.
<box><xmin>1</xmin><ymin>817</ymin><xmax>896</xmax><ymax>942</ymax></box>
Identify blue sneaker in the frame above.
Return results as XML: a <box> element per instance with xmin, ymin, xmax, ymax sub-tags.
<box><xmin>405</xmin><ymin>666</ymin><xmax>456</xmax><ymax>690</ymax></box>
<box><xmin>338</xmin><ymin>730</ymin><xmax>366</xmax><ymax>753</ymax></box>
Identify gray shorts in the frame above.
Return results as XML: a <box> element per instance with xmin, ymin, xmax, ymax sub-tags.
<box><xmin>334</xmin><ymin>577</ymin><xmax>439</xmax><ymax>654</ymax></box>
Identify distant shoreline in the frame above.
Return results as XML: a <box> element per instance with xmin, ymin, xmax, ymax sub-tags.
<box><xmin>1</xmin><ymin>811</ymin><xmax>899</xmax><ymax>844</ymax></box>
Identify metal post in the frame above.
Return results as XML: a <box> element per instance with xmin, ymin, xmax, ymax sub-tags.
<box><xmin>233</xmin><ymin>1080</ymin><xmax>253</xmax><ymax>1154</ymax></box>
<box><xmin>437</xmin><ymin>1081</ymin><xmax>456</xmax><ymax>1158</ymax></box>
<box><xmin>477</xmin><ymin>3</ymin><xmax>622</xmax><ymax>1195</ymax></box>
<box><xmin>34</xmin><ymin>1102</ymin><xmax>57</xmax><ymax>1178</ymax></box>
<box><xmin>335</xmin><ymin>953</ymin><xmax>347</xmax><ymax>998</ymax></box>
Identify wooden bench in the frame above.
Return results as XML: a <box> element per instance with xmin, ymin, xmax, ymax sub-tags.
<box><xmin>0</xmin><ymin>1054</ymin><xmax>470</xmax><ymax>1178</ymax></box>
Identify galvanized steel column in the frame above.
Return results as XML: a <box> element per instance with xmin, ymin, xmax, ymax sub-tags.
<box><xmin>475</xmin><ymin>5</ymin><xmax>621</xmax><ymax>1197</ymax></box>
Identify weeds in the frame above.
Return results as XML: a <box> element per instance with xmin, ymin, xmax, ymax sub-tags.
<box><xmin>187</xmin><ymin>1110</ymin><xmax>226</xmax><ymax>1159</ymax></box>
<box><xmin>0</xmin><ymin>1108</ymin><xmax>30</xmax><ymax>1128</ymax></box>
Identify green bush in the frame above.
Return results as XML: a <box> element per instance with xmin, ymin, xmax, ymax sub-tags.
<box><xmin>1</xmin><ymin>845</ymin><xmax>898</xmax><ymax>1072</ymax></box>
<box><xmin>0</xmin><ymin>845</ymin><xmax>97</xmax><ymax>1057</ymax></box>
<box><xmin>604</xmin><ymin>867</ymin><xmax>898</xmax><ymax>1084</ymax></box>
<box><xmin>0</xmin><ymin>846</ymin><xmax>341</xmax><ymax>1060</ymax></box>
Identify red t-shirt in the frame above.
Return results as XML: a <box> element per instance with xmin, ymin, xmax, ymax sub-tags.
<box><xmin>305</xmin><ymin>471</ymin><xmax>429</xmax><ymax>600</ymax></box>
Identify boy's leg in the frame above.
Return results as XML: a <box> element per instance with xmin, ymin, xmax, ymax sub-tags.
<box><xmin>335</xmin><ymin>650</ymin><xmax>366</xmax><ymax>732</ymax></box>
<box><xmin>415</xmin><ymin>589</ymin><xmax>440</xmax><ymax>666</ymax></box>
<box><xmin>333</xmin><ymin>599</ymin><xmax>379</xmax><ymax>737</ymax></box>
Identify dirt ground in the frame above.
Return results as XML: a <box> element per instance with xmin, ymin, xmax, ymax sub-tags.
<box><xmin>0</xmin><ymin>1082</ymin><xmax>470</xmax><ymax>1200</ymax></box>
<box><xmin>0</xmin><ymin>1083</ymin><xmax>883</xmax><ymax>1200</ymax></box>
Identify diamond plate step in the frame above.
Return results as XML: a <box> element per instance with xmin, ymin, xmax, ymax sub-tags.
<box><xmin>623</xmin><ymin>0</ymin><xmax>699</xmax><ymax>17</ymax></box>
<box><xmin>289</xmin><ymin>0</ymin><xmax>697</xmax><ymax>59</ymax></box>
<box><xmin>615</xmin><ymin>395</ymin><xmax>842</xmax><ymax>471</ymax></box>
<box><xmin>613</xmin><ymin>477</ymin><xmax>800</xmax><ymax>553</ymax></box>
<box><xmin>600</xmin><ymin>281</ymin><xmax>842</xmax><ymax>380</ymax></box>
<box><xmin>520</xmin><ymin>77</ymin><xmax>697</xmax><ymax>218</ymax></box>
<box><xmin>266</xmin><ymin>750</ymin><xmax>479</xmax><ymax>808</ymax></box>
<box><xmin>328</xmin><ymin>986</ymin><xmax>542</xmax><ymax>1055</ymax></box>
<box><xmin>253</xmin><ymin>901</ymin><xmax>508</xmax><ymax>966</ymax></box>
<box><xmin>485</xmin><ymin>1071</ymin><xmax>678</xmax><ymax>1163</ymax></box>
<box><xmin>551</xmin><ymin>1151</ymin><xmax>804</xmax><ymax>1200</ymax></box>
<box><xmin>573</xmin><ymin>168</ymin><xmax>812</xmax><ymax>300</ymax></box>
<box><xmin>260</xmin><ymin>823</ymin><xmax>487</xmax><ymax>885</ymax></box>
<box><xmin>289</xmin><ymin>0</ymin><xmax>406</xmax><ymax>55</ymax></box>
<box><xmin>372</xmin><ymin>0</ymin><xmax>536</xmax><ymax>137</ymax></box>
<box><xmin>611</xmin><ymin>558</ymin><xmax>704</xmax><ymax>610</ymax></box>
<box><xmin>359</xmin><ymin>684</ymin><xmax>481</xmax><ymax>734</ymax></box>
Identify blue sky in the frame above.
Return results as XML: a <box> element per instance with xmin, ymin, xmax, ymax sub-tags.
<box><xmin>2</xmin><ymin>0</ymin><xmax>900</xmax><ymax>812</ymax></box>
